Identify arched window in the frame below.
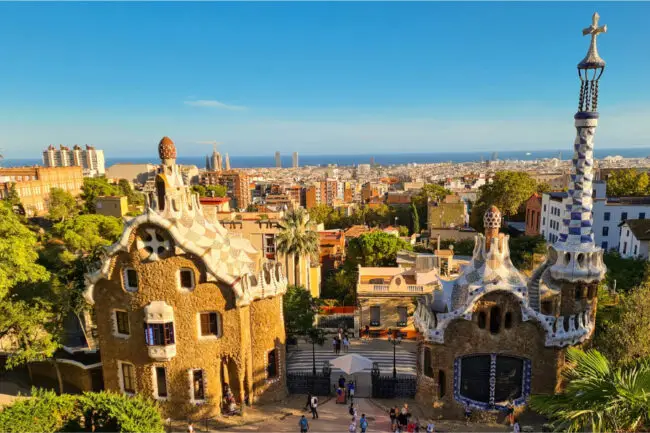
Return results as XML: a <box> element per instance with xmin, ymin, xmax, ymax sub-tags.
<box><xmin>438</xmin><ymin>370</ymin><xmax>446</xmax><ymax>398</ymax></box>
<box><xmin>575</xmin><ymin>286</ymin><xmax>582</xmax><ymax>300</ymax></box>
<box><xmin>478</xmin><ymin>312</ymin><xmax>486</xmax><ymax>329</ymax></box>
<box><xmin>504</xmin><ymin>312</ymin><xmax>512</xmax><ymax>329</ymax></box>
<box><xmin>489</xmin><ymin>306</ymin><xmax>501</xmax><ymax>334</ymax></box>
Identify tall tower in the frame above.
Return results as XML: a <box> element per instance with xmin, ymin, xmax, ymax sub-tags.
<box><xmin>292</xmin><ymin>152</ymin><xmax>299</xmax><ymax>168</ymax></box>
<box><xmin>225</xmin><ymin>153</ymin><xmax>231</xmax><ymax>171</ymax></box>
<box><xmin>275</xmin><ymin>151</ymin><xmax>281</xmax><ymax>168</ymax></box>
<box><xmin>549</xmin><ymin>13</ymin><xmax>607</xmax><ymax>289</ymax></box>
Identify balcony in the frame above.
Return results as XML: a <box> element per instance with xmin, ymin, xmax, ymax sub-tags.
<box><xmin>357</xmin><ymin>283</ymin><xmax>436</xmax><ymax>295</ymax></box>
<box><xmin>147</xmin><ymin>344</ymin><xmax>176</xmax><ymax>361</ymax></box>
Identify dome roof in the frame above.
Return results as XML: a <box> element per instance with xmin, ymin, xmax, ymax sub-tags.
<box><xmin>484</xmin><ymin>205</ymin><xmax>502</xmax><ymax>229</ymax></box>
<box><xmin>158</xmin><ymin>136</ymin><xmax>177</xmax><ymax>160</ymax></box>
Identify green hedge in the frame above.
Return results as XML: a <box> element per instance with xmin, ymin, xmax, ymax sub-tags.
<box><xmin>0</xmin><ymin>388</ymin><xmax>164</xmax><ymax>433</ymax></box>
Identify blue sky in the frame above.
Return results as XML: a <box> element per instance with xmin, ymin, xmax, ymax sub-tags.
<box><xmin>0</xmin><ymin>2</ymin><xmax>649</xmax><ymax>158</ymax></box>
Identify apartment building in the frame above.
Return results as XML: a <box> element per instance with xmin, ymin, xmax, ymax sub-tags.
<box><xmin>618</xmin><ymin>219</ymin><xmax>650</xmax><ymax>259</ymax></box>
<box><xmin>0</xmin><ymin>166</ymin><xmax>83</xmax><ymax>216</ymax></box>
<box><xmin>200</xmin><ymin>170</ymin><xmax>251</xmax><ymax>210</ymax></box>
<box><xmin>525</xmin><ymin>193</ymin><xmax>542</xmax><ymax>236</ymax></box>
<box><xmin>43</xmin><ymin>144</ymin><xmax>105</xmax><ymax>177</ymax></box>
<box><xmin>540</xmin><ymin>181</ymin><xmax>650</xmax><ymax>251</ymax></box>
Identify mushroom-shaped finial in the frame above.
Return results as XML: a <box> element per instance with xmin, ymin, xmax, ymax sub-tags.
<box><xmin>158</xmin><ymin>136</ymin><xmax>177</xmax><ymax>161</ymax></box>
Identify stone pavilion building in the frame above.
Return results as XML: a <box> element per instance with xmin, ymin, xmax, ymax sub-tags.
<box><xmin>84</xmin><ymin>137</ymin><xmax>288</xmax><ymax>418</ymax></box>
<box><xmin>414</xmin><ymin>13</ymin><xmax>608</xmax><ymax>416</ymax></box>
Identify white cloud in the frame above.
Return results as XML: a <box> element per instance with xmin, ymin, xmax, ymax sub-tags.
<box><xmin>183</xmin><ymin>99</ymin><xmax>246</xmax><ymax>111</ymax></box>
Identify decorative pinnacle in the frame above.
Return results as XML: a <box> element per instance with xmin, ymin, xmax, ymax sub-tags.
<box><xmin>578</xmin><ymin>12</ymin><xmax>607</xmax><ymax>69</ymax></box>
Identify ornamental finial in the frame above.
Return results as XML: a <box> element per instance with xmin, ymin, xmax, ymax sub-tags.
<box><xmin>578</xmin><ymin>12</ymin><xmax>607</xmax><ymax>70</ymax></box>
<box><xmin>577</xmin><ymin>13</ymin><xmax>607</xmax><ymax>113</ymax></box>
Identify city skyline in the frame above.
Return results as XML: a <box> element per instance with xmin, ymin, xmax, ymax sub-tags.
<box><xmin>1</xmin><ymin>2</ymin><xmax>649</xmax><ymax>158</ymax></box>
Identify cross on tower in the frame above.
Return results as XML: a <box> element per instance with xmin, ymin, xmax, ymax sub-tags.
<box><xmin>582</xmin><ymin>12</ymin><xmax>607</xmax><ymax>46</ymax></box>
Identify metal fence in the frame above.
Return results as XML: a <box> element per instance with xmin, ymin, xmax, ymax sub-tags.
<box><xmin>315</xmin><ymin>314</ymin><xmax>354</xmax><ymax>330</ymax></box>
<box><xmin>287</xmin><ymin>372</ymin><xmax>331</xmax><ymax>396</ymax></box>
<box><xmin>371</xmin><ymin>375</ymin><xmax>417</xmax><ymax>399</ymax></box>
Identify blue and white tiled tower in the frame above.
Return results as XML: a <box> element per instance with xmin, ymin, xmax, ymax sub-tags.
<box><xmin>550</xmin><ymin>13</ymin><xmax>607</xmax><ymax>284</ymax></box>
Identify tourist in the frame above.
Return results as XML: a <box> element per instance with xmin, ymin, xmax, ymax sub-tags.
<box><xmin>347</xmin><ymin>380</ymin><xmax>355</xmax><ymax>403</ymax></box>
<box><xmin>426</xmin><ymin>420</ymin><xmax>435</xmax><ymax>433</ymax></box>
<box><xmin>349</xmin><ymin>403</ymin><xmax>358</xmax><ymax>422</ymax></box>
<box><xmin>359</xmin><ymin>414</ymin><xmax>368</xmax><ymax>433</ymax></box>
<box><xmin>338</xmin><ymin>374</ymin><xmax>346</xmax><ymax>389</ymax></box>
<box><xmin>187</xmin><ymin>422</ymin><xmax>194</xmax><ymax>433</ymax></box>
<box><xmin>464</xmin><ymin>403</ymin><xmax>472</xmax><ymax>425</ymax></box>
<box><xmin>310</xmin><ymin>395</ymin><xmax>319</xmax><ymax>419</ymax></box>
<box><xmin>364</xmin><ymin>325</ymin><xmax>370</xmax><ymax>340</ymax></box>
<box><xmin>299</xmin><ymin>415</ymin><xmax>309</xmax><ymax>433</ymax></box>
<box><xmin>513</xmin><ymin>419</ymin><xmax>521</xmax><ymax>433</ymax></box>
<box><xmin>343</xmin><ymin>335</ymin><xmax>350</xmax><ymax>352</ymax></box>
<box><xmin>336</xmin><ymin>337</ymin><xmax>342</xmax><ymax>354</ymax></box>
<box><xmin>397</xmin><ymin>405</ymin><xmax>409</xmax><ymax>430</ymax></box>
<box><xmin>304</xmin><ymin>392</ymin><xmax>312</xmax><ymax>411</ymax></box>
<box><xmin>348</xmin><ymin>418</ymin><xmax>357</xmax><ymax>433</ymax></box>
<box><xmin>332</xmin><ymin>336</ymin><xmax>337</xmax><ymax>353</ymax></box>
<box><xmin>389</xmin><ymin>406</ymin><xmax>397</xmax><ymax>431</ymax></box>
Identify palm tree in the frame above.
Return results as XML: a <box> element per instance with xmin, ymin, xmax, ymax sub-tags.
<box><xmin>276</xmin><ymin>208</ymin><xmax>319</xmax><ymax>286</ymax></box>
<box><xmin>306</xmin><ymin>327</ymin><xmax>326</xmax><ymax>376</ymax></box>
<box><xmin>530</xmin><ymin>347</ymin><xmax>650</xmax><ymax>432</ymax></box>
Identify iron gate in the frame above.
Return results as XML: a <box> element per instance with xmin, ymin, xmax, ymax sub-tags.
<box><xmin>371</xmin><ymin>375</ymin><xmax>417</xmax><ymax>399</ymax></box>
<box><xmin>287</xmin><ymin>372</ymin><xmax>331</xmax><ymax>396</ymax></box>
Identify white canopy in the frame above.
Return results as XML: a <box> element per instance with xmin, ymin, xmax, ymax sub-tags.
<box><xmin>329</xmin><ymin>354</ymin><xmax>374</xmax><ymax>375</ymax></box>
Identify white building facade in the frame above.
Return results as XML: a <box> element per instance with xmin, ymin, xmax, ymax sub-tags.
<box><xmin>618</xmin><ymin>220</ymin><xmax>650</xmax><ymax>259</ymax></box>
<box><xmin>43</xmin><ymin>144</ymin><xmax>105</xmax><ymax>177</ymax></box>
<box><xmin>541</xmin><ymin>181</ymin><xmax>650</xmax><ymax>251</ymax></box>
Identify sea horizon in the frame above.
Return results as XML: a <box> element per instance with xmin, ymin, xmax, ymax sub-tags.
<box><xmin>2</xmin><ymin>147</ymin><xmax>650</xmax><ymax>169</ymax></box>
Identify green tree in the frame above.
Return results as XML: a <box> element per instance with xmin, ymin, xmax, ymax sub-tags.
<box><xmin>322</xmin><ymin>267</ymin><xmax>357</xmax><ymax>305</ymax></box>
<box><xmin>412</xmin><ymin>184</ymin><xmax>452</xmax><ymax>208</ymax></box>
<box><xmin>596</xmin><ymin>284</ymin><xmax>650</xmax><ymax>367</ymax></box>
<box><xmin>398</xmin><ymin>226</ymin><xmax>409</xmax><ymax>236</ymax></box>
<box><xmin>308</xmin><ymin>204</ymin><xmax>333</xmax><ymax>225</ymax></box>
<box><xmin>53</xmin><ymin>214</ymin><xmax>123</xmax><ymax>255</ymax></box>
<box><xmin>508</xmin><ymin>235</ymin><xmax>547</xmax><ymax>270</ymax></box>
<box><xmin>470</xmin><ymin>171</ymin><xmax>539</xmax><ymax>231</ymax></box>
<box><xmin>530</xmin><ymin>347</ymin><xmax>650</xmax><ymax>433</ymax></box>
<box><xmin>411</xmin><ymin>202</ymin><xmax>420</xmax><ymax>234</ymax></box>
<box><xmin>0</xmin><ymin>389</ymin><xmax>165</xmax><ymax>433</ymax></box>
<box><xmin>117</xmin><ymin>179</ymin><xmax>144</xmax><ymax>206</ymax></box>
<box><xmin>80</xmin><ymin>177</ymin><xmax>119</xmax><ymax>213</ymax></box>
<box><xmin>3</xmin><ymin>182</ymin><xmax>21</xmax><ymax>207</ymax></box>
<box><xmin>347</xmin><ymin>231</ymin><xmax>412</xmax><ymax>267</ymax></box>
<box><xmin>48</xmin><ymin>188</ymin><xmax>78</xmax><ymax>222</ymax></box>
<box><xmin>276</xmin><ymin>208</ymin><xmax>319</xmax><ymax>285</ymax></box>
<box><xmin>0</xmin><ymin>201</ymin><xmax>49</xmax><ymax>298</ymax></box>
<box><xmin>607</xmin><ymin>168</ymin><xmax>650</xmax><ymax>197</ymax></box>
<box><xmin>306</xmin><ymin>327</ymin><xmax>326</xmax><ymax>376</ymax></box>
<box><xmin>282</xmin><ymin>285</ymin><xmax>320</xmax><ymax>338</ymax></box>
<box><xmin>190</xmin><ymin>184</ymin><xmax>227</xmax><ymax>198</ymax></box>
<box><xmin>603</xmin><ymin>251</ymin><xmax>650</xmax><ymax>294</ymax></box>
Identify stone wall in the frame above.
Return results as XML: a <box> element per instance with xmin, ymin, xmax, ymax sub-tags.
<box><xmin>29</xmin><ymin>361</ymin><xmax>95</xmax><ymax>394</ymax></box>
<box><xmin>93</xmin><ymin>231</ymin><xmax>285</xmax><ymax>419</ymax></box>
<box><xmin>416</xmin><ymin>291</ymin><xmax>564</xmax><ymax>419</ymax></box>
<box><xmin>358</xmin><ymin>296</ymin><xmax>418</xmax><ymax>332</ymax></box>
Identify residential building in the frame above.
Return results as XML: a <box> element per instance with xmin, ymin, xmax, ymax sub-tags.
<box><xmin>96</xmin><ymin>196</ymin><xmax>129</xmax><ymax>218</ymax></box>
<box><xmin>305</xmin><ymin>183</ymin><xmax>321</xmax><ymax>209</ymax></box>
<box><xmin>428</xmin><ymin>194</ymin><xmax>474</xmax><ymax>241</ymax></box>
<box><xmin>292</xmin><ymin>152</ymin><xmax>299</xmax><ymax>168</ymax></box>
<box><xmin>525</xmin><ymin>193</ymin><xmax>542</xmax><ymax>236</ymax></box>
<box><xmin>357</xmin><ymin>263</ymin><xmax>440</xmax><ymax>338</ymax></box>
<box><xmin>43</xmin><ymin>144</ymin><xmax>105</xmax><ymax>177</ymax></box>
<box><xmin>265</xmin><ymin>193</ymin><xmax>298</xmax><ymax>210</ymax></box>
<box><xmin>83</xmin><ymin>137</ymin><xmax>289</xmax><ymax>419</ymax></box>
<box><xmin>618</xmin><ymin>219</ymin><xmax>650</xmax><ymax>259</ymax></box>
<box><xmin>198</xmin><ymin>197</ymin><xmax>231</xmax><ymax>222</ymax></box>
<box><xmin>216</xmin><ymin>212</ymin><xmax>322</xmax><ymax>298</ymax></box>
<box><xmin>540</xmin><ymin>181</ymin><xmax>650</xmax><ymax>251</ymax></box>
<box><xmin>275</xmin><ymin>151</ymin><xmax>281</xmax><ymax>168</ymax></box>
<box><xmin>200</xmin><ymin>170</ymin><xmax>251</xmax><ymax>210</ymax></box>
<box><xmin>318</xmin><ymin>229</ymin><xmax>345</xmax><ymax>283</ymax></box>
<box><xmin>0</xmin><ymin>166</ymin><xmax>83</xmax><ymax>216</ymax></box>
<box><xmin>106</xmin><ymin>163</ymin><xmax>157</xmax><ymax>186</ymax></box>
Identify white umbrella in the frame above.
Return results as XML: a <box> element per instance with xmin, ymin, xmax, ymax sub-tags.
<box><xmin>329</xmin><ymin>354</ymin><xmax>374</xmax><ymax>375</ymax></box>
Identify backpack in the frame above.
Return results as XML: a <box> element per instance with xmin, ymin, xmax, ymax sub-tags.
<box><xmin>311</xmin><ymin>396</ymin><xmax>318</xmax><ymax>408</ymax></box>
<box><xmin>349</xmin><ymin>406</ymin><xmax>355</xmax><ymax>416</ymax></box>
<box><xmin>360</xmin><ymin>418</ymin><xmax>368</xmax><ymax>429</ymax></box>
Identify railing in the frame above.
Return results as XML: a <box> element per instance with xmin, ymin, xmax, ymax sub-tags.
<box><xmin>357</xmin><ymin>283</ymin><xmax>435</xmax><ymax>295</ymax></box>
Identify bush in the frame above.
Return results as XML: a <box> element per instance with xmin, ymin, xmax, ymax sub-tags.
<box><xmin>0</xmin><ymin>389</ymin><xmax>164</xmax><ymax>433</ymax></box>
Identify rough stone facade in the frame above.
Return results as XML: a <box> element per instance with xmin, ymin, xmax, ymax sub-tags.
<box><xmin>416</xmin><ymin>292</ymin><xmax>564</xmax><ymax>418</ymax></box>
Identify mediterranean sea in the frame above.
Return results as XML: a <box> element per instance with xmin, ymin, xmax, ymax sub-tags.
<box><xmin>3</xmin><ymin>148</ymin><xmax>650</xmax><ymax>169</ymax></box>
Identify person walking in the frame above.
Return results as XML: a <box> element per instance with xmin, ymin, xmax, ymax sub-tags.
<box><xmin>464</xmin><ymin>403</ymin><xmax>472</xmax><ymax>425</ymax></box>
<box><xmin>310</xmin><ymin>395</ymin><xmax>319</xmax><ymax>419</ymax></box>
<box><xmin>513</xmin><ymin>419</ymin><xmax>521</xmax><ymax>433</ymax></box>
<box><xmin>397</xmin><ymin>406</ymin><xmax>408</xmax><ymax>431</ymax></box>
<box><xmin>343</xmin><ymin>335</ymin><xmax>350</xmax><ymax>352</ymax></box>
<box><xmin>506</xmin><ymin>401</ymin><xmax>515</xmax><ymax>426</ymax></box>
<box><xmin>426</xmin><ymin>420</ymin><xmax>435</xmax><ymax>433</ymax></box>
<box><xmin>187</xmin><ymin>422</ymin><xmax>194</xmax><ymax>433</ymax></box>
<box><xmin>304</xmin><ymin>393</ymin><xmax>312</xmax><ymax>411</ymax></box>
<box><xmin>364</xmin><ymin>325</ymin><xmax>370</xmax><ymax>340</ymax></box>
<box><xmin>359</xmin><ymin>414</ymin><xmax>368</xmax><ymax>433</ymax></box>
<box><xmin>332</xmin><ymin>336</ymin><xmax>337</xmax><ymax>353</ymax></box>
<box><xmin>389</xmin><ymin>406</ymin><xmax>397</xmax><ymax>431</ymax></box>
<box><xmin>348</xmin><ymin>418</ymin><xmax>357</xmax><ymax>433</ymax></box>
<box><xmin>347</xmin><ymin>381</ymin><xmax>355</xmax><ymax>403</ymax></box>
<box><xmin>336</xmin><ymin>337</ymin><xmax>342</xmax><ymax>355</ymax></box>
<box><xmin>299</xmin><ymin>415</ymin><xmax>309</xmax><ymax>433</ymax></box>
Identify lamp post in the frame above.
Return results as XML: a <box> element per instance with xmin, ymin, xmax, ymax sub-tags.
<box><xmin>387</xmin><ymin>329</ymin><xmax>402</xmax><ymax>379</ymax></box>
<box><xmin>395</xmin><ymin>217</ymin><xmax>399</xmax><ymax>227</ymax></box>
